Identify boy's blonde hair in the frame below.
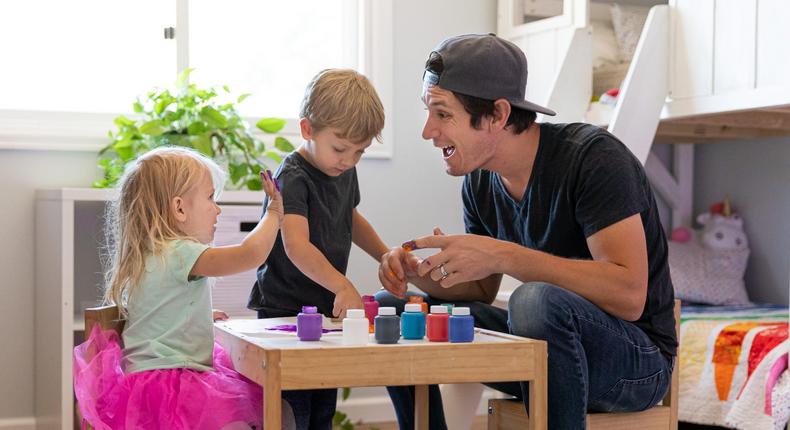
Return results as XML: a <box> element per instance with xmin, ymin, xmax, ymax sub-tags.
<box><xmin>103</xmin><ymin>146</ymin><xmax>226</xmax><ymax>313</ymax></box>
<box><xmin>299</xmin><ymin>69</ymin><xmax>385</xmax><ymax>144</ymax></box>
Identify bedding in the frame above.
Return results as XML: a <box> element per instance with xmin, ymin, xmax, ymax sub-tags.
<box><xmin>679</xmin><ymin>304</ymin><xmax>789</xmax><ymax>429</ymax></box>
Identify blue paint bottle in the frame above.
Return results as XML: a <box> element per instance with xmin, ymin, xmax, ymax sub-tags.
<box><xmin>401</xmin><ymin>303</ymin><xmax>426</xmax><ymax>340</ymax></box>
<box><xmin>449</xmin><ymin>307</ymin><xmax>474</xmax><ymax>343</ymax></box>
<box><xmin>374</xmin><ymin>307</ymin><xmax>400</xmax><ymax>344</ymax></box>
<box><xmin>296</xmin><ymin>306</ymin><xmax>322</xmax><ymax>341</ymax></box>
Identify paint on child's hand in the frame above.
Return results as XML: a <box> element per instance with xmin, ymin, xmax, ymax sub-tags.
<box><xmin>401</xmin><ymin>240</ymin><xmax>418</xmax><ymax>252</ymax></box>
<box><xmin>262</xmin><ymin>169</ymin><xmax>281</xmax><ymax>192</ymax></box>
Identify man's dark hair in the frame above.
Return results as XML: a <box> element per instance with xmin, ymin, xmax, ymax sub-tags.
<box><xmin>426</xmin><ymin>52</ymin><xmax>537</xmax><ymax>134</ymax></box>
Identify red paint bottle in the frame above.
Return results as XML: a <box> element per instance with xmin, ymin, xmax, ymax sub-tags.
<box><xmin>426</xmin><ymin>305</ymin><xmax>449</xmax><ymax>342</ymax></box>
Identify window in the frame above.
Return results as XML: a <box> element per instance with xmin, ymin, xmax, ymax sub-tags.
<box><xmin>0</xmin><ymin>0</ymin><xmax>393</xmax><ymax>157</ymax></box>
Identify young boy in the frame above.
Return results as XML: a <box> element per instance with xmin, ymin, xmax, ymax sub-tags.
<box><xmin>248</xmin><ymin>68</ymin><xmax>390</xmax><ymax>429</ymax></box>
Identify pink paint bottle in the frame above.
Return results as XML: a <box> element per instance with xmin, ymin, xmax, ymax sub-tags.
<box><xmin>427</xmin><ymin>305</ymin><xmax>449</xmax><ymax>342</ymax></box>
<box><xmin>362</xmin><ymin>295</ymin><xmax>379</xmax><ymax>333</ymax></box>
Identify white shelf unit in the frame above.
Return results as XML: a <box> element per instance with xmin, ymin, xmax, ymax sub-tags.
<box><xmin>34</xmin><ymin>188</ymin><xmax>265</xmax><ymax>430</ymax></box>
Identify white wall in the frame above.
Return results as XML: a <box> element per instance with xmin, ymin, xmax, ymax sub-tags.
<box><xmin>0</xmin><ymin>151</ymin><xmax>98</xmax><ymax>421</ymax></box>
<box><xmin>0</xmin><ymin>0</ymin><xmax>496</xmax><ymax>424</ymax></box>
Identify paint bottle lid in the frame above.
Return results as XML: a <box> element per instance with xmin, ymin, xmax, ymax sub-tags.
<box><xmin>408</xmin><ymin>296</ymin><xmax>425</xmax><ymax>303</ymax></box>
<box><xmin>452</xmin><ymin>307</ymin><xmax>470</xmax><ymax>316</ymax></box>
<box><xmin>378</xmin><ymin>307</ymin><xmax>396</xmax><ymax>316</ymax></box>
<box><xmin>404</xmin><ymin>303</ymin><xmax>422</xmax><ymax>313</ymax></box>
<box><xmin>301</xmin><ymin>306</ymin><xmax>318</xmax><ymax>314</ymax></box>
<box><xmin>362</xmin><ymin>295</ymin><xmax>375</xmax><ymax>302</ymax></box>
<box><xmin>430</xmin><ymin>305</ymin><xmax>448</xmax><ymax>314</ymax></box>
<box><xmin>346</xmin><ymin>309</ymin><xmax>365</xmax><ymax>319</ymax></box>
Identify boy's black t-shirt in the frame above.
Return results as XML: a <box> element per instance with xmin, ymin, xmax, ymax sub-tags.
<box><xmin>248</xmin><ymin>151</ymin><xmax>360</xmax><ymax>317</ymax></box>
<box><xmin>463</xmin><ymin>122</ymin><xmax>677</xmax><ymax>358</ymax></box>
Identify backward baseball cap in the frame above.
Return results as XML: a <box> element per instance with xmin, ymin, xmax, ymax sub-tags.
<box><xmin>423</xmin><ymin>33</ymin><xmax>556</xmax><ymax>116</ymax></box>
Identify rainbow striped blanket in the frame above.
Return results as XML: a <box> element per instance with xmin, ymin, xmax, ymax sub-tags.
<box><xmin>679</xmin><ymin>304</ymin><xmax>789</xmax><ymax>429</ymax></box>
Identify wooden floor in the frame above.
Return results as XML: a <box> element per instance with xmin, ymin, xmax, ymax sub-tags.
<box><xmin>351</xmin><ymin>417</ymin><xmax>728</xmax><ymax>430</ymax></box>
<box><xmin>352</xmin><ymin>415</ymin><xmax>488</xmax><ymax>430</ymax></box>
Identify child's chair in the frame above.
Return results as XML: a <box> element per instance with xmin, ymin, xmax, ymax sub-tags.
<box><xmin>487</xmin><ymin>299</ymin><xmax>680</xmax><ymax>430</ymax></box>
<box><xmin>78</xmin><ymin>305</ymin><xmax>125</xmax><ymax>430</ymax></box>
<box><xmin>84</xmin><ymin>305</ymin><xmax>125</xmax><ymax>337</ymax></box>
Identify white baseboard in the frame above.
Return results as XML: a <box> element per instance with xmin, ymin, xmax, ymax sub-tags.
<box><xmin>338</xmin><ymin>386</ymin><xmax>506</xmax><ymax>425</ymax></box>
<box><xmin>0</xmin><ymin>417</ymin><xmax>36</xmax><ymax>430</ymax></box>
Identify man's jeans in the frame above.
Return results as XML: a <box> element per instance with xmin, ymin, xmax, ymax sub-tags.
<box><xmin>374</xmin><ymin>282</ymin><xmax>673</xmax><ymax>430</ymax></box>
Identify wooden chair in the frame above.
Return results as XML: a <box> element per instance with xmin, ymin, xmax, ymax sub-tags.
<box><xmin>77</xmin><ymin>305</ymin><xmax>125</xmax><ymax>430</ymax></box>
<box><xmin>487</xmin><ymin>300</ymin><xmax>681</xmax><ymax>430</ymax></box>
<box><xmin>84</xmin><ymin>304</ymin><xmax>125</xmax><ymax>337</ymax></box>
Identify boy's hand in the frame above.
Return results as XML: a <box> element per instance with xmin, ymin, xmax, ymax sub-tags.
<box><xmin>212</xmin><ymin>309</ymin><xmax>230</xmax><ymax>321</ymax></box>
<box><xmin>332</xmin><ymin>283</ymin><xmax>364</xmax><ymax>319</ymax></box>
<box><xmin>379</xmin><ymin>247</ymin><xmax>422</xmax><ymax>298</ymax></box>
<box><xmin>261</xmin><ymin>170</ymin><xmax>283</xmax><ymax>222</ymax></box>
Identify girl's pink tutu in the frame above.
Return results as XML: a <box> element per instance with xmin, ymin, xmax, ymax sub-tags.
<box><xmin>74</xmin><ymin>326</ymin><xmax>263</xmax><ymax>430</ymax></box>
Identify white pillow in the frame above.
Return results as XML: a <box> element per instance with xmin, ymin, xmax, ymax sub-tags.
<box><xmin>591</xmin><ymin>20</ymin><xmax>622</xmax><ymax>70</ymax></box>
<box><xmin>610</xmin><ymin>3</ymin><xmax>650</xmax><ymax>63</ymax></box>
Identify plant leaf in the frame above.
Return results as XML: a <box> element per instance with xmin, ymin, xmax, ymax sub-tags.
<box><xmin>139</xmin><ymin>120</ymin><xmax>166</xmax><ymax>136</ymax></box>
<box><xmin>192</xmin><ymin>134</ymin><xmax>214</xmax><ymax>157</ymax></box>
<box><xmin>341</xmin><ymin>387</ymin><xmax>351</xmax><ymax>401</ymax></box>
<box><xmin>274</xmin><ymin>136</ymin><xmax>295</xmax><ymax>152</ymax></box>
<box><xmin>264</xmin><ymin>151</ymin><xmax>283</xmax><ymax>164</ymax></box>
<box><xmin>256</xmin><ymin>117</ymin><xmax>286</xmax><ymax>133</ymax></box>
<box><xmin>237</xmin><ymin>93</ymin><xmax>251</xmax><ymax>104</ymax></box>
<box><xmin>176</xmin><ymin>67</ymin><xmax>194</xmax><ymax>90</ymax></box>
<box><xmin>245</xmin><ymin>176</ymin><xmax>263</xmax><ymax>191</ymax></box>
<box><xmin>201</xmin><ymin>106</ymin><xmax>228</xmax><ymax>128</ymax></box>
<box><xmin>187</xmin><ymin>121</ymin><xmax>208</xmax><ymax>136</ymax></box>
<box><xmin>133</xmin><ymin>101</ymin><xmax>144</xmax><ymax>113</ymax></box>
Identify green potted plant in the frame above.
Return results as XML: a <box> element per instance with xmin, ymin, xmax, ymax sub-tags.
<box><xmin>94</xmin><ymin>68</ymin><xmax>294</xmax><ymax>190</ymax></box>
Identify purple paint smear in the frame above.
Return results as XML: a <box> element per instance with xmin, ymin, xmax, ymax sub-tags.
<box><xmin>267</xmin><ymin>324</ymin><xmax>342</xmax><ymax>334</ymax></box>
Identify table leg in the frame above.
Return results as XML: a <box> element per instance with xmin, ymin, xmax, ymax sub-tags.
<box><xmin>415</xmin><ymin>384</ymin><xmax>429</xmax><ymax>430</ymax></box>
<box><xmin>263</xmin><ymin>354</ymin><xmax>282</xmax><ymax>430</ymax></box>
<box><xmin>528</xmin><ymin>344</ymin><xmax>548</xmax><ymax>430</ymax></box>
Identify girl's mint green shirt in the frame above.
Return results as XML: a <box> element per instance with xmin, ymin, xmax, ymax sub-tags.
<box><xmin>122</xmin><ymin>239</ymin><xmax>213</xmax><ymax>374</ymax></box>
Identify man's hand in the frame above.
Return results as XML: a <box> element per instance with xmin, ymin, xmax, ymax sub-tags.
<box><xmin>378</xmin><ymin>246</ymin><xmax>422</xmax><ymax>298</ymax></box>
<box><xmin>411</xmin><ymin>231</ymin><xmax>504</xmax><ymax>288</ymax></box>
<box><xmin>332</xmin><ymin>283</ymin><xmax>364</xmax><ymax>319</ymax></box>
<box><xmin>212</xmin><ymin>309</ymin><xmax>230</xmax><ymax>322</ymax></box>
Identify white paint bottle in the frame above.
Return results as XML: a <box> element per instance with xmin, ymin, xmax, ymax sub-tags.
<box><xmin>343</xmin><ymin>309</ymin><xmax>369</xmax><ymax>345</ymax></box>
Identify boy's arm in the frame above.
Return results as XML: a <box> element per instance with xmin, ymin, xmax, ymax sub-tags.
<box><xmin>281</xmin><ymin>213</ymin><xmax>356</xmax><ymax>295</ymax></box>
<box><xmin>351</xmin><ymin>209</ymin><xmax>389</xmax><ymax>262</ymax></box>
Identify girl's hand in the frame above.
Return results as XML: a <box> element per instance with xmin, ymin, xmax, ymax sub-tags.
<box><xmin>332</xmin><ymin>283</ymin><xmax>364</xmax><ymax>319</ymax></box>
<box><xmin>212</xmin><ymin>309</ymin><xmax>229</xmax><ymax>321</ymax></box>
<box><xmin>261</xmin><ymin>170</ymin><xmax>283</xmax><ymax>222</ymax></box>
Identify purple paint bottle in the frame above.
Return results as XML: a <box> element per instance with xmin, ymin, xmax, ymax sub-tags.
<box><xmin>297</xmin><ymin>306</ymin><xmax>322</xmax><ymax>341</ymax></box>
<box><xmin>449</xmin><ymin>307</ymin><xmax>474</xmax><ymax>343</ymax></box>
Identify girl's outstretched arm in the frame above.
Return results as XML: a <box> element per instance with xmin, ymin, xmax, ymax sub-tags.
<box><xmin>191</xmin><ymin>171</ymin><xmax>283</xmax><ymax>277</ymax></box>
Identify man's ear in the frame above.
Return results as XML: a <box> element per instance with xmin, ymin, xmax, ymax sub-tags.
<box><xmin>490</xmin><ymin>99</ymin><xmax>512</xmax><ymax>131</ymax></box>
<box><xmin>172</xmin><ymin>196</ymin><xmax>187</xmax><ymax>223</ymax></box>
<box><xmin>299</xmin><ymin>118</ymin><xmax>313</xmax><ymax>141</ymax></box>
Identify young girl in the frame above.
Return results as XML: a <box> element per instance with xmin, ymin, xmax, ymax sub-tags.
<box><xmin>73</xmin><ymin>146</ymin><xmax>288</xmax><ymax>430</ymax></box>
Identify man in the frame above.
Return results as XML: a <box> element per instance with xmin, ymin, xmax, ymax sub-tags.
<box><xmin>376</xmin><ymin>33</ymin><xmax>677</xmax><ymax>429</ymax></box>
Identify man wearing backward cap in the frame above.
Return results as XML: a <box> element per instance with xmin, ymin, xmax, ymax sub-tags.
<box><xmin>376</xmin><ymin>33</ymin><xmax>677</xmax><ymax>430</ymax></box>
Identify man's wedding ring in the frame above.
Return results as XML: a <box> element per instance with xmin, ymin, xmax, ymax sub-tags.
<box><xmin>439</xmin><ymin>264</ymin><xmax>449</xmax><ymax>280</ymax></box>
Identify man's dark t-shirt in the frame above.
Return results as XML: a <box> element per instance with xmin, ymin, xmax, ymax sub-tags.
<box><xmin>462</xmin><ymin>122</ymin><xmax>677</xmax><ymax>358</ymax></box>
<box><xmin>248</xmin><ymin>151</ymin><xmax>360</xmax><ymax>317</ymax></box>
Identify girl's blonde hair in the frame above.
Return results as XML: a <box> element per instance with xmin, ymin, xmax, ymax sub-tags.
<box><xmin>102</xmin><ymin>146</ymin><xmax>226</xmax><ymax>313</ymax></box>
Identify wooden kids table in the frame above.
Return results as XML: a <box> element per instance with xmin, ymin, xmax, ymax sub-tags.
<box><xmin>214</xmin><ymin>317</ymin><xmax>547</xmax><ymax>429</ymax></box>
